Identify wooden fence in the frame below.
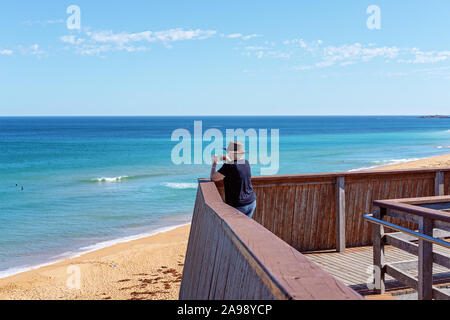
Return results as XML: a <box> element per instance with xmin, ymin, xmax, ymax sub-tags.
<box><xmin>216</xmin><ymin>168</ymin><xmax>450</xmax><ymax>252</ymax></box>
<box><xmin>179</xmin><ymin>180</ymin><xmax>362</xmax><ymax>300</ymax></box>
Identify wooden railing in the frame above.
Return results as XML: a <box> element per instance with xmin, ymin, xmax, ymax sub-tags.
<box><xmin>365</xmin><ymin>196</ymin><xmax>450</xmax><ymax>300</ymax></box>
<box><xmin>179</xmin><ymin>180</ymin><xmax>363</xmax><ymax>300</ymax></box>
<box><xmin>216</xmin><ymin>168</ymin><xmax>450</xmax><ymax>252</ymax></box>
<box><xmin>180</xmin><ymin>168</ymin><xmax>449</xmax><ymax>300</ymax></box>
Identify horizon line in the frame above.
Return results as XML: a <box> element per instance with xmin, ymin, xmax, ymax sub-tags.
<box><xmin>0</xmin><ymin>114</ymin><xmax>447</xmax><ymax>117</ymax></box>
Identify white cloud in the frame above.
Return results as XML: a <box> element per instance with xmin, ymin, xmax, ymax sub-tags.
<box><xmin>243</xmin><ymin>48</ymin><xmax>291</xmax><ymax>59</ymax></box>
<box><xmin>283</xmin><ymin>38</ymin><xmax>308</xmax><ymax>48</ymax></box>
<box><xmin>16</xmin><ymin>44</ymin><xmax>46</xmax><ymax>57</ymax></box>
<box><xmin>60</xmin><ymin>35</ymin><xmax>85</xmax><ymax>45</ymax></box>
<box><xmin>287</xmin><ymin>41</ymin><xmax>450</xmax><ymax>71</ymax></box>
<box><xmin>227</xmin><ymin>33</ymin><xmax>243</xmax><ymax>39</ymax></box>
<box><xmin>287</xmin><ymin>42</ymin><xmax>401</xmax><ymax>70</ymax></box>
<box><xmin>61</xmin><ymin>28</ymin><xmax>217</xmax><ymax>55</ymax></box>
<box><xmin>315</xmin><ymin>61</ymin><xmax>335</xmax><ymax>68</ymax></box>
<box><xmin>323</xmin><ymin>43</ymin><xmax>400</xmax><ymax>64</ymax></box>
<box><xmin>380</xmin><ymin>66</ymin><xmax>450</xmax><ymax>79</ymax></box>
<box><xmin>29</xmin><ymin>44</ymin><xmax>45</xmax><ymax>56</ymax></box>
<box><xmin>241</xmin><ymin>34</ymin><xmax>261</xmax><ymax>40</ymax></box>
<box><xmin>398</xmin><ymin>49</ymin><xmax>450</xmax><ymax>64</ymax></box>
<box><xmin>225</xmin><ymin>33</ymin><xmax>261</xmax><ymax>40</ymax></box>
<box><xmin>0</xmin><ymin>49</ymin><xmax>13</xmax><ymax>55</ymax></box>
<box><xmin>87</xmin><ymin>28</ymin><xmax>216</xmax><ymax>45</ymax></box>
<box><xmin>22</xmin><ymin>19</ymin><xmax>64</xmax><ymax>26</ymax></box>
<box><xmin>244</xmin><ymin>39</ymin><xmax>402</xmax><ymax>66</ymax></box>
<box><xmin>244</xmin><ymin>46</ymin><xmax>269</xmax><ymax>51</ymax></box>
<box><xmin>282</xmin><ymin>38</ymin><xmax>323</xmax><ymax>53</ymax></box>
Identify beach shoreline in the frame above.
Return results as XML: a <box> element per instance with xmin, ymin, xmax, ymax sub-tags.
<box><xmin>370</xmin><ymin>153</ymin><xmax>450</xmax><ymax>171</ymax></box>
<box><xmin>0</xmin><ymin>153</ymin><xmax>449</xmax><ymax>300</ymax></box>
<box><xmin>0</xmin><ymin>224</ymin><xmax>191</xmax><ymax>300</ymax></box>
<box><xmin>0</xmin><ymin>222</ymin><xmax>191</xmax><ymax>280</ymax></box>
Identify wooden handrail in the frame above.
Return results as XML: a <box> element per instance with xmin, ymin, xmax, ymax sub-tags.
<box><xmin>374</xmin><ymin>199</ymin><xmax>450</xmax><ymax>223</ymax></box>
<box><xmin>378</xmin><ymin>196</ymin><xmax>450</xmax><ymax>205</ymax></box>
<box><xmin>249</xmin><ymin>167</ymin><xmax>450</xmax><ymax>184</ymax></box>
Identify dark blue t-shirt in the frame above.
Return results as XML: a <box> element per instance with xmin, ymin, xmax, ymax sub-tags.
<box><xmin>218</xmin><ymin>160</ymin><xmax>256</xmax><ymax>207</ymax></box>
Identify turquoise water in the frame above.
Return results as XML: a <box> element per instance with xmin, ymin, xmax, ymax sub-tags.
<box><xmin>0</xmin><ymin>116</ymin><xmax>449</xmax><ymax>276</ymax></box>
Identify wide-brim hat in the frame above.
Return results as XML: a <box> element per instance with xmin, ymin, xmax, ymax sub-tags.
<box><xmin>224</xmin><ymin>141</ymin><xmax>248</xmax><ymax>154</ymax></box>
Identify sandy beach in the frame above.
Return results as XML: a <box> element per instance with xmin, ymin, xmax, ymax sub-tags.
<box><xmin>0</xmin><ymin>225</ymin><xmax>190</xmax><ymax>300</ymax></box>
<box><xmin>1</xmin><ymin>153</ymin><xmax>449</xmax><ymax>300</ymax></box>
<box><xmin>372</xmin><ymin>153</ymin><xmax>450</xmax><ymax>171</ymax></box>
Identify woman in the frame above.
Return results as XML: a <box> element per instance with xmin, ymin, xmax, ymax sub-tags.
<box><xmin>210</xmin><ymin>141</ymin><xmax>257</xmax><ymax>218</ymax></box>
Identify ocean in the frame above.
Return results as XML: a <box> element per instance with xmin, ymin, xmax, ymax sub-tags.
<box><xmin>1</xmin><ymin>116</ymin><xmax>449</xmax><ymax>277</ymax></box>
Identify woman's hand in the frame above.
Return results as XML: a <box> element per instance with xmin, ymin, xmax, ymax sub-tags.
<box><xmin>210</xmin><ymin>155</ymin><xmax>226</xmax><ymax>182</ymax></box>
<box><xmin>212</xmin><ymin>155</ymin><xmax>226</xmax><ymax>166</ymax></box>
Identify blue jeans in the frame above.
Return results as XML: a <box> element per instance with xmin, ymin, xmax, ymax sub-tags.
<box><xmin>235</xmin><ymin>200</ymin><xmax>256</xmax><ymax>219</ymax></box>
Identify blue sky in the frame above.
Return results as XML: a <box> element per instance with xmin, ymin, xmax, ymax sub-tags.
<box><xmin>1</xmin><ymin>0</ymin><xmax>450</xmax><ymax>116</ymax></box>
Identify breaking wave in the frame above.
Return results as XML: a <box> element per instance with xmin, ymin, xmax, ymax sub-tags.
<box><xmin>91</xmin><ymin>176</ymin><xmax>129</xmax><ymax>183</ymax></box>
<box><xmin>163</xmin><ymin>182</ymin><xmax>197</xmax><ymax>189</ymax></box>
<box><xmin>85</xmin><ymin>173</ymin><xmax>167</xmax><ymax>183</ymax></box>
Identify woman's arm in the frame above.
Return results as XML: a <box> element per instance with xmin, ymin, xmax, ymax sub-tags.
<box><xmin>210</xmin><ymin>156</ymin><xmax>226</xmax><ymax>182</ymax></box>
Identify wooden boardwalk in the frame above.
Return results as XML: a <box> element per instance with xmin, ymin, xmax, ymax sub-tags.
<box><xmin>304</xmin><ymin>244</ymin><xmax>450</xmax><ymax>296</ymax></box>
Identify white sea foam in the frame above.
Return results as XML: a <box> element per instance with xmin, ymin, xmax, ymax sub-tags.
<box><xmin>348</xmin><ymin>165</ymin><xmax>383</xmax><ymax>172</ymax></box>
<box><xmin>163</xmin><ymin>182</ymin><xmax>197</xmax><ymax>189</ymax></box>
<box><xmin>437</xmin><ymin>146</ymin><xmax>450</xmax><ymax>149</ymax></box>
<box><xmin>0</xmin><ymin>222</ymin><xmax>190</xmax><ymax>280</ymax></box>
<box><xmin>372</xmin><ymin>158</ymin><xmax>421</xmax><ymax>165</ymax></box>
<box><xmin>349</xmin><ymin>158</ymin><xmax>422</xmax><ymax>172</ymax></box>
<box><xmin>92</xmin><ymin>176</ymin><xmax>128</xmax><ymax>183</ymax></box>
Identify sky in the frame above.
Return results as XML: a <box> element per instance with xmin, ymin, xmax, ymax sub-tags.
<box><xmin>1</xmin><ymin>0</ymin><xmax>450</xmax><ymax>116</ymax></box>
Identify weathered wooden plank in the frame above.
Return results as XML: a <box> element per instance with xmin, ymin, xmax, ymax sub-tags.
<box><xmin>280</xmin><ymin>186</ymin><xmax>295</xmax><ymax>245</ymax></box>
<box><xmin>289</xmin><ymin>185</ymin><xmax>302</xmax><ymax>250</ymax></box>
<box><xmin>385</xmin><ymin>208</ymin><xmax>420</xmax><ymax>224</ymax></box>
<box><xmin>385</xmin><ymin>233</ymin><xmax>418</xmax><ymax>255</ymax></box>
<box><xmin>385</xmin><ymin>264</ymin><xmax>418</xmax><ymax>290</ymax></box>
<box><xmin>435</xmin><ymin>171</ymin><xmax>445</xmax><ymax>196</ymax></box>
<box><xmin>418</xmin><ymin>217</ymin><xmax>434</xmax><ymax>300</ymax></box>
<box><xmin>389</xmin><ymin>260</ymin><xmax>418</xmax><ymax>270</ymax></box>
<box><xmin>308</xmin><ymin>184</ymin><xmax>323</xmax><ymax>250</ymax></box>
<box><xmin>445</xmin><ymin>173</ymin><xmax>450</xmax><ymax>195</ymax></box>
<box><xmin>375</xmin><ymin>200</ymin><xmax>450</xmax><ymax>223</ymax></box>
<box><xmin>325</xmin><ymin>184</ymin><xmax>336</xmax><ymax>249</ymax></box>
<box><xmin>335</xmin><ymin>177</ymin><xmax>346</xmax><ymax>252</ymax></box>
<box><xmin>302</xmin><ymin>183</ymin><xmax>315</xmax><ymax>251</ymax></box>
<box><xmin>298</xmin><ymin>185</ymin><xmax>310</xmax><ymax>250</ymax></box>
<box><xmin>433</xmin><ymin>286</ymin><xmax>450</xmax><ymax>300</ymax></box>
<box><xmin>373</xmin><ymin>208</ymin><xmax>386</xmax><ymax>294</ymax></box>
<box><xmin>345</xmin><ymin>181</ymin><xmax>356</xmax><ymax>247</ymax></box>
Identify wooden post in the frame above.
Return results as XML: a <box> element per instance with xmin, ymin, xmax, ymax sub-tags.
<box><xmin>435</xmin><ymin>171</ymin><xmax>444</xmax><ymax>196</ymax></box>
<box><xmin>335</xmin><ymin>177</ymin><xmax>346</xmax><ymax>252</ymax></box>
<box><xmin>418</xmin><ymin>217</ymin><xmax>433</xmax><ymax>300</ymax></box>
<box><xmin>373</xmin><ymin>207</ymin><xmax>385</xmax><ymax>294</ymax></box>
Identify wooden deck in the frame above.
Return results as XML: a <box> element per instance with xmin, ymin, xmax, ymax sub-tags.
<box><xmin>304</xmin><ymin>244</ymin><xmax>450</xmax><ymax>297</ymax></box>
